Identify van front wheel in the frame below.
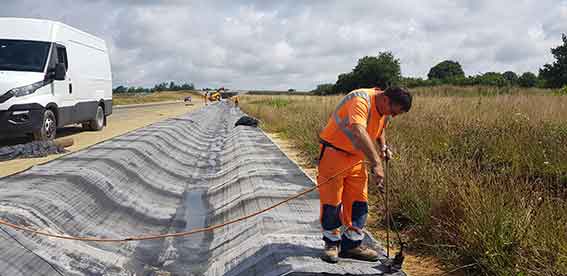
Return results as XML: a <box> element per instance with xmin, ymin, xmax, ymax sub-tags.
<box><xmin>32</xmin><ymin>109</ymin><xmax>57</xmax><ymax>141</ymax></box>
<box><xmin>84</xmin><ymin>106</ymin><xmax>105</xmax><ymax>131</ymax></box>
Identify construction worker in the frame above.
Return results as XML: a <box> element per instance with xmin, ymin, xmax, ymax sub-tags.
<box><xmin>204</xmin><ymin>92</ymin><xmax>208</xmax><ymax>106</ymax></box>
<box><xmin>318</xmin><ymin>86</ymin><xmax>412</xmax><ymax>263</ymax></box>
<box><xmin>233</xmin><ymin>95</ymin><xmax>239</xmax><ymax>108</ymax></box>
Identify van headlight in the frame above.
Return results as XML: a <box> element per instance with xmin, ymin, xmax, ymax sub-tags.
<box><xmin>9</xmin><ymin>80</ymin><xmax>50</xmax><ymax>97</ymax></box>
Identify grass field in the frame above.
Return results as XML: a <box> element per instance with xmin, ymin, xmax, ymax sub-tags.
<box><xmin>113</xmin><ymin>91</ymin><xmax>202</xmax><ymax>106</ymax></box>
<box><xmin>240</xmin><ymin>86</ymin><xmax>567</xmax><ymax>276</ymax></box>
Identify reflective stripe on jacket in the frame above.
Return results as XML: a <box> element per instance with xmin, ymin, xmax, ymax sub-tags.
<box><xmin>319</xmin><ymin>88</ymin><xmax>388</xmax><ymax>157</ymax></box>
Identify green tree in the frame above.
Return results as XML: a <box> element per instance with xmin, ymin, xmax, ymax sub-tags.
<box><xmin>518</xmin><ymin>72</ymin><xmax>538</xmax><ymax>87</ymax></box>
<box><xmin>181</xmin><ymin>82</ymin><xmax>195</xmax><ymax>90</ymax></box>
<box><xmin>311</xmin><ymin>83</ymin><xmax>335</xmax><ymax>95</ymax></box>
<box><xmin>134</xmin><ymin>87</ymin><xmax>147</xmax><ymax>93</ymax></box>
<box><xmin>113</xmin><ymin>85</ymin><xmax>127</xmax><ymax>93</ymax></box>
<box><xmin>153</xmin><ymin>82</ymin><xmax>168</xmax><ymax>91</ymax></box>
<box><xmin>351</xmin><ymin>52</ymin><xmax>401</xmax><ymax>89</ymax></box>
<box><xmin>427</xmin><ymin>60</ymin><xmax>465</xmax><ymax>81</ymax></box>
<box><xmin>169</xmin><ymin>81</ymin><xmax>182</xmax><ymax>91</ymax></box>
<box><xmin>502</xmin><ymin>71</ymin><xmax>519</xmax><ymax>85</ymax></box>
<box><xmin>335</xmin><ymin>72</ymin><xmax>359</xmax><ymax>93</ymax></box>
<box><xmin>334</xmin><ymin>52</ymin><xmax>401</xmax><ymax>93</ymax></box>
<box><xmin>540</xmin><ymin>33</ymin><xmax>567</xmax><ymax>88</ymax></box>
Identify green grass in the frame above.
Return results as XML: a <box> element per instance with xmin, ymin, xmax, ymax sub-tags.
<box><xmin>248</xmin><ymin>98</ymin><xmax>291</xmax><ymax>108</ymax></box>
<box><xmin>408</xmin><ymin>85</ymin><xmax>553</xmax><ymax>97</ymax></box>
<box><xmin>240</xmin><ymin>88</ymin><xmax>567</xmax><ymax>276</ymax></box>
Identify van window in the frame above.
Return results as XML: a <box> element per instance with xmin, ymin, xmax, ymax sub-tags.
<box><xmin>56</xmin><ymin>46</ymin><xmax>68</xmax><ymax>71</ymax></box>
<box><xmin>0</xmin><ymin>39</ymin><xmax>51</xmax><ymax>72</ymax></box>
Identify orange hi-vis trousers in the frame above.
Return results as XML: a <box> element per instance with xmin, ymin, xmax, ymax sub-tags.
<box><xmin>317</xmin><ymin>143</ymin><xmax>368</xmax><ymax>250</ymax></box>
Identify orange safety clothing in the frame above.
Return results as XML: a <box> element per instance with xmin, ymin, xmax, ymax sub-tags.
<box><xmin>317</xmin><ymin>88</ymin><xmax>389</xmax><ymax>250</ymax></box>
<box><xmin>319</xmin><ymin>88</ymin><xmax>389</xmax><ymax>158</ymax></box>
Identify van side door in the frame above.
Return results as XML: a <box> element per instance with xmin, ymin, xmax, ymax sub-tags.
<box><xmin>47</xmin><ymin>43</ymin><xmax>73</xmax><ymax>126</ymax></box>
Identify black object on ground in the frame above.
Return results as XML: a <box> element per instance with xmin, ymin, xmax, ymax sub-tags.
<box><xmin>234</xmin><ymin>116</ymin><xmax>259</xmax><ymax>128</ymax></box>
<box><xmin>0</xmin><ymin>141</ymin><xmax>66</xmax><ymax>162</ymax></box>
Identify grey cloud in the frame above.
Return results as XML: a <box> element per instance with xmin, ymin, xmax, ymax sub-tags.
<box><xmin>1</xmin><ymin>0</ymin><xmax>565</xmax><ymax>90</ymax></box>
<box><xmin>541</xmin><ymin>2</ymin><xmax>567</xmax><ymax>39</ymax></box>
<box><xmin>494</xmin><ymin>40</ymin><xmax>540</xmax><ymax>63</ymax></box>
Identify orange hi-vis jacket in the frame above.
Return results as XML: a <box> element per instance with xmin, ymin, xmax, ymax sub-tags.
<box><xmin>319</xmin><ymin>88</ymin><xmax>389</xmax><ymax>158</ymax></box>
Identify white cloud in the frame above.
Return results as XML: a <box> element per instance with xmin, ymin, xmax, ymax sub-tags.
<box><xmin>1</xmin><ymin>0</ymin><xmax>565</xmax><ymax>90</ymax></box>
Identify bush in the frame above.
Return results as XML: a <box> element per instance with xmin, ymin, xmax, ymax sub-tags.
<box><xmin>556</xmin><ymin>86</ymin><xmax>567</xmax><ymax>96</ymax></box>
<box><xmin>518</xmin><ymin>72</ymin><xmax>538</xmax><ymax>87</ymax></box>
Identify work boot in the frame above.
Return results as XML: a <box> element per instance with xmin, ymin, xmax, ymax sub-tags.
<box><xmin>339</xmin><ymin>245</ymin><xmax>379</xmax><ymax>262</ymax></box>
<box><xmin>321</xmin><ymin>243</ymin><xmax>339</xmax><ymax>263</ymax></box>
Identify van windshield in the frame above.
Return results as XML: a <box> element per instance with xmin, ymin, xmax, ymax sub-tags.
<box><xmin>0</xmin><ymin>39</ymin><xmax>51</xmax><ymax>72</ymax></box>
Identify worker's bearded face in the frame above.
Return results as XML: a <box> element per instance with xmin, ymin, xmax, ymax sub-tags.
<box><xmin>378</xmin><ymin>96</ymin><xmax>406</xmax><ymax>117</ymax></box>
<box><xmin>389</xmin><ymin>103</ymin><xmax>406</xmax><ymax>117</ymax></box>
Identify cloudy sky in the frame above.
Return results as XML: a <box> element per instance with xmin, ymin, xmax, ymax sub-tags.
<box><xmin>2</xmin><ymin>0</ymin><xmax>566</xmax><ymax>90</ymax></box>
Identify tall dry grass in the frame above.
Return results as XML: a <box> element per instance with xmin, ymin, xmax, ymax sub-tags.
<box><xmin>113</xmin><ymin>91</ymin><xmax>201</xmax><ymax>106</ymax></box>
<box><xmin>241</xmin><ymin>89</ymin><xmax>567</xmax><ymax>276</ymax></box>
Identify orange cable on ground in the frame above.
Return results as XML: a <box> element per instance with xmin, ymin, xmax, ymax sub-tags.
<box><xmin>0</xmin><ymin>161</ymin><xmax>368</xmax><ymax>243</ymax></box>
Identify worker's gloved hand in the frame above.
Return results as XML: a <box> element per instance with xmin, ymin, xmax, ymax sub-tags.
<box><xmin>381</xmin><ymin>144</ymin><xmax>393</xmax><ymax>161</ymax></box>
<box><xmin>371</xmin><ymin>164</ymin><xmax>385</xmax><ymax>192</ymax></box>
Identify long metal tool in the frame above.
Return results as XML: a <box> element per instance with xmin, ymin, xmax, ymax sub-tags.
<box><xmin>380</xmin><ymin>158</ymin><xmax>405</xmax><ymax>273</ymax></box>
<box><xmin>385</xmin><ymin>158</ymin><xmax>390</xmax><ymax>258</ymax></box>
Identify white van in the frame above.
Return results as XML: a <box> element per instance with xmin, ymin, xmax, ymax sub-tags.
<box><xmin>0</xmin><ymin>18</ymin><xmax>112</xmax><ymax>140</ymax></box>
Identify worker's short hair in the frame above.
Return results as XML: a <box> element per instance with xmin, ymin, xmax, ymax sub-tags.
<box><xmin>384</xmin><ymin>86</ymin><xmax>412</xmax><ymax>112</ymax></box>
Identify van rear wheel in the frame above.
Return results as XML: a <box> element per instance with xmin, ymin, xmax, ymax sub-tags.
<box><xmin>84</xmin><ymin>105</ymin><xmax>105</xmax><ymax>131</ymax></box>
<box><xmin>32</xmin><ymin>109</ymin><xmax>57</xmax><ymax>141</ymax></box>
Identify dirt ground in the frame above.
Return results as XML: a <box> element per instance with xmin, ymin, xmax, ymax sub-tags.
<box><xmin>264</xmin><ymin>131</ymin><xmax>455</xmax><ymax>276</ymax></box>
<box><xmin>0</xmin><ymin>100</ymin><xmax>204</xmax><ymax>178</ymax></box>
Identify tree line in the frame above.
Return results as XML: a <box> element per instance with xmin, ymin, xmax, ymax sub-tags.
<box><xmin>113</xmin><ymin>81</ymin><xmax>195</xmax><ymax>94</ymax></box>
<box><xmin>313</xmin><ymin>33</ymin><xmax>567</xmax><ymax>95</ymax></box>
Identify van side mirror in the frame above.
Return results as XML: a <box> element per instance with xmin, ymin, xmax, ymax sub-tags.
<box><xmin>54</xmin><ymin>63</ymin><xmax>66</xmax><ymax>81</ymax></box>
